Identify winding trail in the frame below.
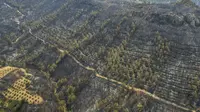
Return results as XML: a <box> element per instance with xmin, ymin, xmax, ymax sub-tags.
<box><xmin>68</xmin><ymin>54</ymin><xmax>195</xmax><ymax>112</ymax></box>
<box><xmin>4</xmin><ymin>0</ymin><xmax>198</xmax><ymax>111</ymax></box>
<box><xmin>26</xmin><ymin>27</ymin><xmax>195</xmax><ymax>112</ymax></box>
<box><xmin>62</xmin><ymin>48</ymin><xmax>195</xmax><ymax>112</ymax></box>
<box><xmin>61</xmin><ymin>49</ymin><xmax>195</xmax><ymax>112</ymax></box>
<box><xmin>96</xmin><ymin>74</ymin><xmax>193</xmax><ymax>112</ymax></box>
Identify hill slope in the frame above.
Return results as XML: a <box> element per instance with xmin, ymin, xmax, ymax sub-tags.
<box><xmin>0</xmin><ymin>0</ymin><xmax>200</xmax><ymax>112</ymax></box>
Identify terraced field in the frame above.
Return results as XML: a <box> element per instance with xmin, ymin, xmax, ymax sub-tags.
<box><xmin>0</xmin><ymin>67</ymin><xmax>17</xmax><ymax>79</ymax></box>
<box><xmin>0</xmin><ymin>66</ymin><xmax>43</xmax><ymax>105</ymax></box>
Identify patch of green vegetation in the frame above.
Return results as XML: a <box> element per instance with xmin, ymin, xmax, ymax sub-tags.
<box><xmin>7</xmin><ymin>100</ymin><xmax>24</xmax><ymax>112</ymax></box>
<box><xmin>27</xmin><ymin>7</ymin><xmax>59</xmax><ymax>30</ymax></box>
<box><xmin>0</xmin><ymin>98</ymin><xmax>24</xmax><ymax>112</ymax></box>
<box><xmin>90</xmin><ymin>10</ymin><xmax>99</xmax><ymax>16</ymax></box>
<box><xmin>154</xmin><ymin>32</ymin><xmax>170</xmax><ymax>62</ymax></box>
<box><xmin>57</xmin><ymin>100</ymin><xmax>67</xmax><ymax>112</ymax></box>
<box><xmin>28</xmin><ymin>20</ymin><xmax>43</xmax><ymax>29</ymax></box>
<box><xmin>54</xmin><ymin>78</ymin><xmax>77</xmax><ymax>112</ymax></box>
<box><xmin>43</xmin><ymin>13</ymin><xmax>57</xmax><ymax>23</ymax></box>
<box><xmin>105</xmin><ymin>40</ymin><xmax>129</xmax><ymax>81</ymax></box>
<box><xmin>189</xmin><ymin>74</ymin><xmax>200</xmax><ymax>108</ymax></box>
<box><xmin>104</xmin><ymin>38</ymin><xmax>158</xmax><ymax>89</ymax></box>
<box><xmin>119</xmin><ymin>16</ymin><xmax>128</xmax><ymax>25</ymax></box>
<box><xmin>137</xmin><ymin>102</ymin><xmax>143</xmax><ymax>112</ymax></box>
<box><xmin>66</xmin><ymin>85</ymin><xmax>76</xmax><ymax>104</ymax></box>
<box><xmin>48</xmin><ymin>63</ymin><xmax>57</xmax><ymax>72</ymax></box>
<box><xmin>101</xmin><ymin>19</ymin><xmax>111</xmax><ymax>30</ymax></box>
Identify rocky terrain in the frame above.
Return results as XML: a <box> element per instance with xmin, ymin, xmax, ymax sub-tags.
<box><xmin>0</xmin><ymin>0</ymin><xmax>200</xmax><ymax>112</ymax></box>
